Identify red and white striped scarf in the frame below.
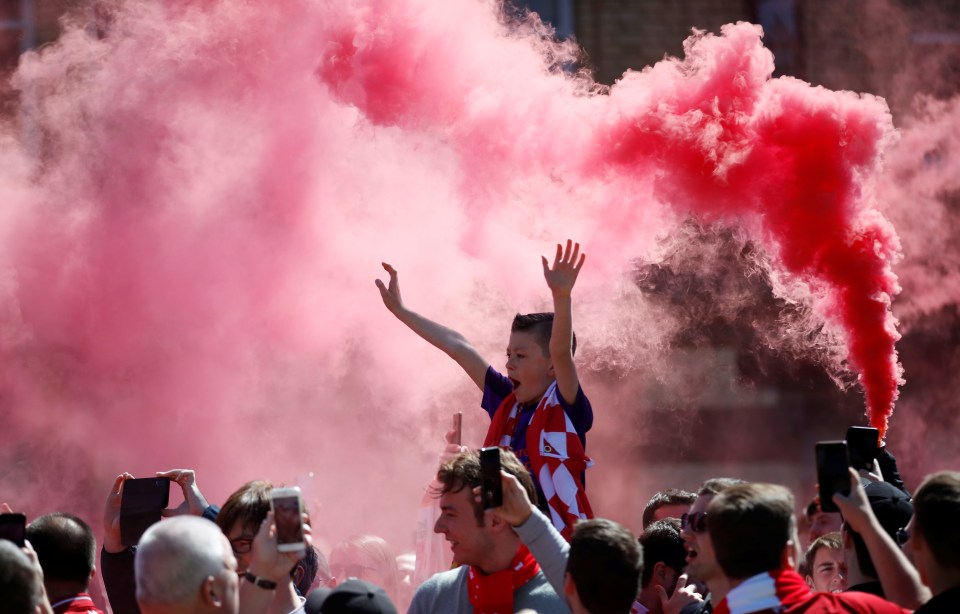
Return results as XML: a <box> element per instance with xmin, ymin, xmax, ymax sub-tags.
<box><xmin>484</xmin><ymin>381</ymin><xmax>594</xmax><ymax>539</ymax></box>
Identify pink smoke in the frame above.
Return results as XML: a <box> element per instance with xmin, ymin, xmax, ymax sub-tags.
<box><xmin>317</xmin><ymin>14</ymin><xmax>903</xmax><ymax>436</ymax></box>
<box><xmin>0</xmin><ymin>0</ymin><xmax>904</xmax><ymax>556</ymax></box>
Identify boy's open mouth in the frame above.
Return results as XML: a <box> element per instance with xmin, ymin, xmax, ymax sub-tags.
<box><xmin>509</xmin><ymin>377</ymin><xmax>520</xmax><ymax>390</ymax></box>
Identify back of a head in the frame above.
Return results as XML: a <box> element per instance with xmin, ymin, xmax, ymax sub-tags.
<box><xmin>0</xmin><ymin>540</ymin><xmax>46</xmax><ymax>614</ymax></box>
<box><xmin>298</xmin><ymin>546</ymin><xmax>328</xmax><ymax>595</ymax></box>
<box><xmin>306</xmin><ymin>578</ymin><xmax>398</xmax><ymax>614</ymax></box>
<box><xmin>136</xmin><ymin>516</ymin><xmax>229</xmax><ymax>608</ymax></box>
<box><xmin>698</xmin><ymin>478</ymin><xmax>747</xmax><ymax>498</ymax></box>
<box><xmin>638</xmin><ymin>518</ymin><xmax>685</xmax><ymax>589</ymax></box>
<box><xmin>436</xmin><ymin>448</ymin><xmax>537</xmax><ymax>521</ymax></box>
<box><xmin>331</xmin><ymin>535</ymin><xmax>399</xmax><ymax>600</ymax></box>
<box><xmin>511</xmin><ymin>312</ymin><xmax>577</xmax><ymax>356</ymax></box>
<box><xmin>708</xmin><ymin>483</ymin><xmax>795</xmax><ymax>581</ymax></box>
<box><xmin>847</xmin><ymin>480</ymin><xmax>913</xmax><ymax>579</ymax></box>
<box><xmin>567</xmin><ymin>518</ymin><xmax>643</xmax><ymax>614</ymax></box>
<box><xmin>26</xmin><ymin>513</ymin><xmax>96</xmax><ymax>588</ymax></box>
<box><xmin>913</xmin><ymin>471</ymin><xmax>960</xmax><ymax>573</ymax></box>
<box><xmin>642</xmin><ymin>489</ymin><xmax>696</xmax><ymax>529</ymax></box>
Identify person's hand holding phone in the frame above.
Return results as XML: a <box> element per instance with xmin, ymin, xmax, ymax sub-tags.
<box><xmin>103</xmin><ymin>473</ymin><xmax>135</xmax><ymax>553</ymax></box>
<box><xmin>472</xmin><ymin>471</ymin><xmax>535</xmax><ymax>528</ymax></box>
<box><xmin>247</xmin><ymin>511</ymin><xmax>313</xmax><ymax>584</ymax></box>
<box><xmin>832</xmin><ymin>468</ymin><xmax>876</xmax><ymax>534</ymax></box>
<box><xmin>440</xmin><ymin>413</ymin><xmax>467</xmax><ymax>464</ymax></box>
<box><xmin>157</xmin><ymin>469</ymin><xmax>209</xmax><ymax>517</ymax></box>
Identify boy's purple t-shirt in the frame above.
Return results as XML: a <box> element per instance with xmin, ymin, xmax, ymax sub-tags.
<box><xmin>480</xmin><ymin>366</ymin><xmax>593</xmax><ymax>479</ymax></box>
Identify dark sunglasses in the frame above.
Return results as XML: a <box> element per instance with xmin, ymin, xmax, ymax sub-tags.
<box><xmin>681</xmin><ymin>512</ymin><xmax>708</xmax><ymax>533</ymax></box>
<box><xmin>229</xmin><ymin>537</ymin><xmax>254</xmax><ymax>555</ymax></box>
<box><xmin>896</xmin><ymin>527</ymin><xmax>910</xmax><ymax>546</ymax></box>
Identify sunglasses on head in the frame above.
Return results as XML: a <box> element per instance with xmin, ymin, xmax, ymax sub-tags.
<box><xmin>681</xmin><ymin>512</ymin><xmax>708</xmax><ymax>533</ymax></box>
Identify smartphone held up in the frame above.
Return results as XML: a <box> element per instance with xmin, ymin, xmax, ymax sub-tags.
<box><xmin>480</xmin><ymin>447</ymin><xmax>503</xmax><ymax>510</ymax></box>
<box><xmin>0</xmin><ymin>513</ymin><xmax>26</xmax><ymax>548</ymax></box>
<box><xmin>816</xmin><ymin>441</ymin><xmax>851</xmax><ymax>513</ymax></box>
<box><xmin>120</xmin><ymin>477</ymin><xmax>171</xmax><ymax>546</ymax></box>
<box><xmin>270</xmin><ymin>487</ymin><xmax>306</xmax><ymax>554</ymax></box>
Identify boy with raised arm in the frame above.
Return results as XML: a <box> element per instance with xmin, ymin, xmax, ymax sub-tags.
<box><xmin>376</xmin><ymin>240</ymin><xmax>593</xmax><ymax>537</ymax></box>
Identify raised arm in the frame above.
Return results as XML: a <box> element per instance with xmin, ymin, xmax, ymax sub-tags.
<box><xmin>477</xmin><ymin>471</ymin><xmax>569</xmax><ymax>597</ymax></box>
<box><xmin>833</xmin><ymin>468</ymin><xmax>931</xmax><ymax>609</ymax></box>
<box><xmin>542</xmin><ymin>240</ymin><xmax>585</xmax><ymax>405</ymax></box>
<box><xmin>376</xmin><ymin>262</ymin><xmax>489</xmax><ymax>390</ymax></box>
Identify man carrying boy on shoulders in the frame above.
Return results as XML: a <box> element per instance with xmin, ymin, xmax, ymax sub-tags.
<box><xmin>377</xmin><ymin>240</ymin><xmax>593</xmax><ymax>537</ymax></box>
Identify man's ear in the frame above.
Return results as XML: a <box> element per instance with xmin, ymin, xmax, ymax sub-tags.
<box><xmin>292</xmin><ymin>564</ymin><xmax>305</xmax><ymax>587</ymax></box>
<box><xmin>201</xmin><ymin>576</ymin><xmax>223</xmax><ymax>608</ymax></box>
<box><xmin>781</xmin><ymin>537</ymin><xmax>801</xmax><ymax>571</ymax></box>
<box><xmin>487</xmin><ymin>512</ymin><xmax>509</xmax><ymax>533</ymax></box>
<box><xmin>653</xmin><ymin>561</ymin><xmax>667</xmax><ymax>582</ymax></box>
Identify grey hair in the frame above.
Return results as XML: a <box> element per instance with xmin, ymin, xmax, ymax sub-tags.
<box><xmin>135</xmin><ymin>516</ymin><xmax>229</xmax><ymax>606</ymax></box>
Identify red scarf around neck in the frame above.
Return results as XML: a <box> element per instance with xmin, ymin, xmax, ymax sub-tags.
<box><xmin>466</xmin><ymin>545</ymin><xmax>540</xmax><ymax>614</ymax></box>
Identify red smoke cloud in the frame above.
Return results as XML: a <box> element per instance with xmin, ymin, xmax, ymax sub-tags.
<box><xmin>317</xmin><ymin>14</ymin><xmax>902</xmax><ymax>436</ymax></box>
<box><xmin>0</xmin><ymin>0</ymin><xmax>904</xmax><ymax>550</ymax></box>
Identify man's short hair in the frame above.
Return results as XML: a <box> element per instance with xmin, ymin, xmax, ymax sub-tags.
<box><xmin>435</xmin><ymin>448</ymin><xmax>537</xmax><ymax>522</ymax></box>
<box><xmin>913</xmin><ymin>471</ymin><xmax>960</xmax><ymax>570</ymax></box>
<box><xmin>511</xmin><ymin>313</ymin><xmax>577</xmax><ymax>356</ymax></box>
<box><xmin>642</xmin><ymin>489</ymin><xmax>696</xmax><ymax>528</ymax></box>
<box><xmin>297</xmin><ymin>546</ymin><xmax>322</xmax><ymax>596</ymax></box>
<box><xmin>698</xmin><ymin>478</ymin><xmax>747</xmax><ymax>497</ymax></box>
<box><xmin>0</xmin><ymin>540</ymin><xmax>45</xmax><ymax>614</ymax></box>
<box><xmin>216</xmin><ymin>480</ymin><xmax>273</xmax><ymax>535</ymax></box>
<box><xmin>708</xmin><ymin>483</ymin><xmax>795</xmax><ymax>581</ymax></box>
<box><xmin>567</xmin><ymin>518</ymin><xmax>643</xmax><ymax>614</ymax></box>
<box><xmin>802</xmin><ymin>532</ymin><xmax>842</xmax><ymax>578</ymax></box>
<box><xmin>638</xmin><ymin>518</ymin><xmax>685</xmax><ymax>588</ymax></box>
<box><xmin>26</xmin><ymin>512</ymin><xmax>96</xmax><ymax>586</ymax></box>
<box><xmin>136</xmin><ymin>516</ymin><xmax>230</xmax><ymax>606</ymax></box>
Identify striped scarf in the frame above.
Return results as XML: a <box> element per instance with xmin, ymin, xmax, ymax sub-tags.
<box><xmin>484</xmin><ymin>380</ymin><xmax>594</xmax><ymax>539</ymax></box>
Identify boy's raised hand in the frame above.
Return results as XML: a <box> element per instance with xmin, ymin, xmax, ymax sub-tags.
<box><xmin>375</xmin><ymin>262</ymin><xmax>405</xmax><ymax>314</ymax></box>
<box><xmin>542</xmin><ymin>240</ymin><xmax>585</xmax><ymax>297</ymax></box>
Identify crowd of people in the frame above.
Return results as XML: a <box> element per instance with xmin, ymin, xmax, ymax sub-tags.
<box><xmin>3</xmin><ymin>240</ymin><xmax>958</xmax><ymax>613</ymax></box>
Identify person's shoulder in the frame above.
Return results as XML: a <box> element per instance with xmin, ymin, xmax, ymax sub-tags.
<box><xmin>409</xmin><ymin>567</ymin><xmax>469</xmax><ymax>614</ymax></box>
<box><xmin>413</xmin><ymin>566</ymin><xmax>468</xmax><ymax>595</ymax></box>
<box><xmin>517</xmin><ymin>570</ymin><xmax>569</xmax><ymax>611</ymax></box>
<box><xmin>819</xmin><ymin>590</ymin><xmax>910</xmax><ymax>613</ymax></box>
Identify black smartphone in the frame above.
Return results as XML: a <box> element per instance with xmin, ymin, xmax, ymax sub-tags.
<box><xmin>480</xmin><ymin>447</ymin><xmax>503</xmax><ymax>509</ymax></box>
<box><xmin>816</xmin><ymin>441</ymin><xmax>851</xmax><ymax>513</ymax></box>
<box><xmin>846</xmin><ymin>426</ymin><xmax>879</xmax><ymax>473</ymax></box>
<box><xmin>0</xmin><ymin>513</ymin><xmax>26</xmax><ymax>547</ymax></box>
<box><xmin>120</xmin><ymin>477</ymin><xmax>171</xmax><ymax>546</ymax></box>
